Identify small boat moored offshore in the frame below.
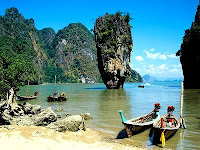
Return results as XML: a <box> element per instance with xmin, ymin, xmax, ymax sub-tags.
<box><xmin>47</xmin><ymin>75</ymin><xmax>67</xmax><ymax>102</ymax></box>
<box><xmin>17</xmin><ymin>91</ymin><xmax>38</xmax><ymax>100</ymax></box>
<box><xmin>17</xmin><ymin>81</ymin><xmax>39</xmax><ymax>100</ymax></box>
<box><xmin>138</xmin><ymin>83</ymin><xmax>151</xmax><ymax>88</ymax></box>
<box><xmin>149</xmin><ymin>106</ymin><xmax>180</xmax><ymax>147</ymax></box>
<box><xmin>119</xmin><ymin>103</ymin><xmax>161</xmax><ymax>137</ymax></box>
<box><xmin>138</xmin><ymin>85</ymin><xmax>144</xmax><ymax>88</ymax></box>
<box><xmin>47</xmin><ymin>92</ymin><xmax>67</xmax><ymax>102</ymax></box>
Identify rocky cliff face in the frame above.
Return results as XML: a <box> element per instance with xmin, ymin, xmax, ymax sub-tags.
<box><xmin>126</xmin><ymin>70</ymin><xmax>143</xmax><ymax>83</ymax></box>
<box><xmin>1</xmin><ymin>8</ymin><xmax>142</xmax><ymax>85</ymax></box>
<box><xmin>94</xmin><ymin>12</ymin><xmax>133</xmax><ymax>89</ymax></box>
<box><xmin>52</xmin><ymin>23</ymin><xmax>100</xmax><ymax>83</ymax></box>
<box><xmin>0</xmin><ymin>8</ymin><xmax>101</xmax><ymax>84</ymax></box>
<box><xmin>176</xmin><ymin>5</ymin><xmax>200</xmax><ymax>88</ymax></box>
<box><xmin>37</xmin><ymin>28</ymin><xmax>56</xmax><ymax>58</ymax></box>
<box><xmin>0</xmin><ymin>7</ymin><xmax>47</xmax><ymax>84</ymax></box>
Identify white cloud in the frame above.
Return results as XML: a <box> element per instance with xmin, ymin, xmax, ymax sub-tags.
<box><xmin>170</xmin><ymin>69</ymin><xmax>179</xmax><ymax>72</ymax></box>
<box><xmin>139</xmin><ymin>63</ymin><xmax>182</xmax><ymax>77</ymax></box>
<box><xmin>135</xmin><ymin>56</ymin><xmax>144</xmax><ymax>61</ymax></box>
<box><xmin>171</xmin><ymin>64</ymin><xmax>182</xmax><ymax>68</ymax></box>
<box><xmin>159</xmin><ymin>64</ymin><xmax>168</xmax><ymax>70</ymax></box>
<box><xmin>144</xmin><ymin>50</ymin><xmax>167</xmax><ymax>60</ymax></box>
<box><xmin>159</xmin><ymin>54</ymin><xmax>167</xmax><ymax>60</ymax></box>
<box><xmin>144</xmin><ymin>50</ymin><xmax>160</xmax><ymax>59</ymax></box>
<box><xmin>150</xmin><ymin>48</ymin><xmax>155</xmax><ymax>51</ymax></box>
<box><xmin>135</xmin><ymin>48</ymin><xmax>183</xmax><ymax>78</ymax></box>
<box><xmin>167</xmin><ymin>54</ymin><xmax>178</xmax><ymax>59</ymax></box>
<box><xmin>144</xmin><ymin>49</ymin><xmax>178</xmax><ymax>60</ymax></box>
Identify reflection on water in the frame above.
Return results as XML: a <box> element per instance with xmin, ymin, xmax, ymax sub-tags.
<box><xmin>180</xmin><ymin>89</ymin><xmax>200</xmax><ymax>150</ymax></box>
<box><xmin>17</xmin><ymin>82</ymin><xmax>200</xmax><ymax>149</ymax></box>
<box><xmin>93</xmin><ymin>89</ymin><xmax>131</xmax><ymax>131</ymax></box>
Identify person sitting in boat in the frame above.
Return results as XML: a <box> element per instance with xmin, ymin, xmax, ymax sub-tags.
<box><xmin>34</xmin><ymin>91</ymin><xmax>38</xmax><ymax>96</ymax></box>
<box><xmin>167</xmin><ymin>106</ymin><xmax>175</xmax><ymax>117</ymax></box>
<box><xmin>166</xmin><ymin>106</ymin><xmax>175</xmax><ymax>125</ymax></box>
<box><xmin>60</xmin><ymin>92</ymin><xmax>65</xmax><ymax>97</ymax></box>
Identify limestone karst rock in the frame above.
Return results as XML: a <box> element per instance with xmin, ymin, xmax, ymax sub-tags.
<box><xmin>0</xmin><ymin>8</ymin><xmax>101</xmax><ymax>85</ymax></box>
<box><xmin>176</xmin><ymin>5</ymin><xmax>200</xmax><ymax>88</ymax></box>
<box><xmin>94</xmin><ymin>12</ymin><xmax>133</xmax><ymax>89</ymax></box>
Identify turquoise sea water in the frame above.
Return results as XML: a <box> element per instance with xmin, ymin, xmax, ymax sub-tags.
<box><xmin>17</xmin><ymin>81</ymin><xmax>200</xmax><ymax>149</ymax></box>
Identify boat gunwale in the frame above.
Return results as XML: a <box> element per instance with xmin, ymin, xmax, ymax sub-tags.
<box><xmin>17</xmin><ymin>95</ymin><xmax>37</xmax><ymax>100</ymax></box>
<box><xmin>124</xmin><ymin>112</ymin><xmax>160</xmax><ymax>126</ymax></box>
<box><xmin>153</xmin><ymin>114</ymin><xmax>180</xmax><ymax>130</ymax></box>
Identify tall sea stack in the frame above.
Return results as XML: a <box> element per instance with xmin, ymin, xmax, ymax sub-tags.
<box><xmin>94</xmin><ymin>12</ymin><xmax>133</xmax><ymax>89</ymax></box>
<box><xmin>176</xmin><ymin>5</ymin><xmax>200</xmax><ymax>89</ymax></box>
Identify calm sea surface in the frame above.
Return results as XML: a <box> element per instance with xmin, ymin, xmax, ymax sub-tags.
<box><xmin>17</xmin><ymin>81</ymin><xmax>200</xmax><ymax>149</ymax></box>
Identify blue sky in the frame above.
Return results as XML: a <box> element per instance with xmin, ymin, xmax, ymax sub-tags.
<box><xmin>1</xmin><ymin>0</ymin><xmax>199</xmax><ymax>80</ymax></box>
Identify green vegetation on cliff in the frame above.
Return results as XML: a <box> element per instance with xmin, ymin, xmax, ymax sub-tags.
<box><xmin>94</xmin><ymin>12</ymin><xmax>132</xmax><ymax>56</ymax></box>
<box><xmin>94</xmin><ymin>12</ymin><xmax>133</xmax><ymax>88</ymax></box>
<box><xmin>0</xmin><ymin>7</ymin><xmax>101</xmax><ymax>88</ymax></box>
<box><xmin>0</xmin><ymin>36</ymin><xmax>34</xmax><ymax>97</ymax></box>
<box><xmin>126</xmin><ymin>70</ymin><xmax>143</xmax><ymax>82</ymax></box>
<box><xmin>0</xmin><ymin>8</ymin><xmax>142</xmax><ymax>97</ymax></box>
<box><xmin>44</xmin><ymin>23</ymin><xmax>101</xmax><ymax>83</ymax></box>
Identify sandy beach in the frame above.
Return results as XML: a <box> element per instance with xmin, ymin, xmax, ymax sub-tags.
<box><xmin>0</xmin><ymin>125</ymin><xmax>148</xmax><ymax>150</ymax></box>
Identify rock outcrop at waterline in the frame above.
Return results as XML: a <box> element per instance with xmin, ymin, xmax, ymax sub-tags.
<box><xmin>94</xmin><ymin>12</ymin><xmax>133</xmax><ymax>89</ymax></box>
<box><xmin>176</xmin><ymin>5</ymin><xmax>200</xmax><ymax>89</ymax></box>
<box><xmin>0</xmin><ymin>101</ymin><xmax>90</xmax><ymax>132</ymax></box>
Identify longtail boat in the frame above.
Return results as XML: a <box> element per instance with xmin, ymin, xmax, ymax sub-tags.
<box><xmin>17</xmin><ymin>91</ymin><xmax>38</xmax><ymax>100</ymax></box>
<box><xmin>119</xmin><ymin>103</ymin><xmax>160</xmax><ymax>137</ymax></box>
<box><xmin>17</xmin><ymin>81</ymin><xmax>38</xmax><ymax>100</ymax></box>
<box><xmin>138</xmin><ymin>85</ymin><xmax>144</xmax><ymax>88</ymax></box>
<box><xmin>47</xmin><ymin>92</ymin><xmax>67</xmax><ymax>102</ymax></box>
<box><xmin>149</xmin><ymin>106</ymin><xmax>180</xmax><ymax>147</ymax></box>
<box><xmin>47</xmin><ymin>75</ymin><xmax>67</xmax><ymax>102</ymax></box>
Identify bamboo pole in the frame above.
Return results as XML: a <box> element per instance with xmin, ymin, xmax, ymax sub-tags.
<box><xmin>26</xmin><ymin>80</ymin><xmax>30</xmax><ymax>97</ymax></box>
<box><xmin>55</xmin><ymin>75</ymin><xmax>57</xmax><ymax>93</ymax></box>
<box><xmin>180</xmin><ymin>81</ymin><xmax>186</xmax><ymax>129</ymax></box>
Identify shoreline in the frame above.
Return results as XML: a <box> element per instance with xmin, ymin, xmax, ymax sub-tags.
<box><xmin>0</xmin><ymin>125</ymin><xmax>148</xmax><ymax>150</ymax></box>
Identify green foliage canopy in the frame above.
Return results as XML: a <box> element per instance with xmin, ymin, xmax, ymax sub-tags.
<box><xmin>0</xmin><ymin>35</ymin><xmax>34</xmax><ymax>98</ymax></box>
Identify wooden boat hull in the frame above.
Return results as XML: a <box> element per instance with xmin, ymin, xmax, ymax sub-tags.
<box><xmin>124</xmin><ymin>123</ymin><xmax>152</xmax><ymax>137</ymax></box>
<box><xmin>47</xmin><ymin>96</ymin><xmax>58</xmax><ymax>102</ymax></box>
<box><xmin>47</xmin><ymin>96</ymin><xmax>67</xmax><ymax>102</ymax></box>
<box><xmin>138</xmin><ymin>85</ymin><xmax>144</xmax><ymax>88</ymax></box>
<box><xmin>58</xmin><ymin>96</ymin><xmax>67</xmax><ymax>101</ymax></box>
<box><xmin>17</xmin><ymin>96</ymin><xmax>37</xmax><ymax>100</ymax></box>
<box><xmin>149</xmin><ymin>127</ymin><xmax>178</xmax><ymax>144</ymax></box>
<box><xmin>119</xmin><ymin>110</ymin><xmax>160</xmax><ymax>137</ymax></box>
<box><xmin>150</xmin><ymin>114</ymin><xmax>180</xmax><ymax>144</ymax></box>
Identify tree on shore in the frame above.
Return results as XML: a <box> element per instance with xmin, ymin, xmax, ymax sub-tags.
<box><xmin>0</xmin><ymin>36</ymin><xmax>34</xmax><ymax>106</ymax></box>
